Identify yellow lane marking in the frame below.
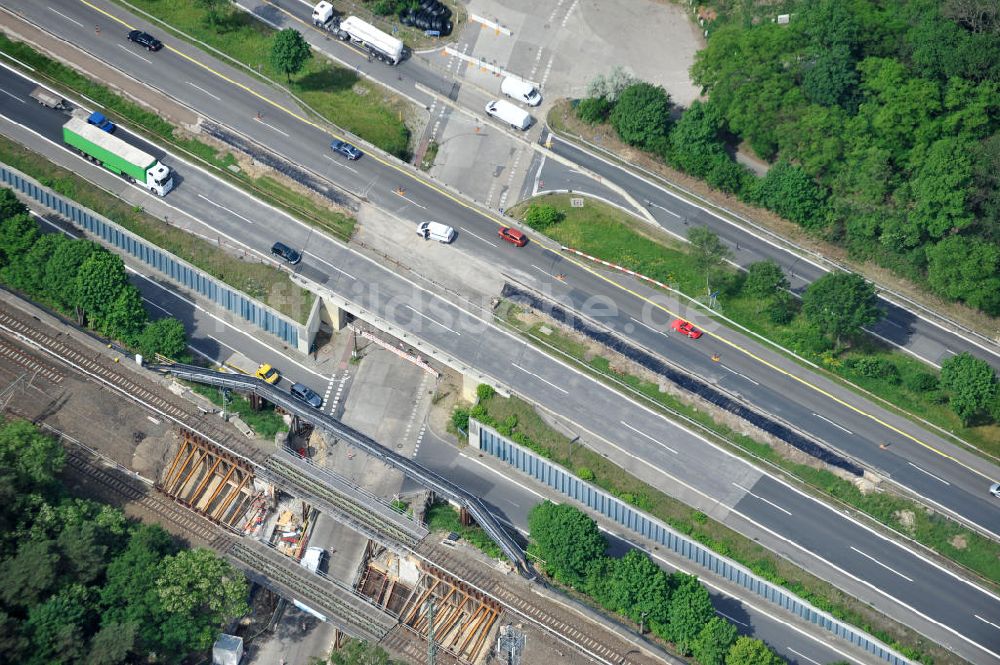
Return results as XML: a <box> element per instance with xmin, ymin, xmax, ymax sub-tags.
<box><xmin>79</xmin><ymin>0</ymin><xmax>988</xmax><ymax>483</ymax></box>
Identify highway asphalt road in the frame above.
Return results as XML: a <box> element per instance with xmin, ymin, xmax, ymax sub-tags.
<box><xmin>1</xmin><ymin>5</ymin><xmax>999</xmax><ymax>661</ymax></box>
<box><xmin>3</xmin><ymin>65</ymin><xmax>1000</xmax><ymax>665</ymax></box>
<box><xmin>10</xmin><ymin>0</ymin><xmax>1000</xmax><ymax>544</ymax></box>
<box><xmin>27</xmin><ymin>200</ymin><xmax>857</xmax><ymax>665</ymax></box>
<box><xmin>249</xmin><ymin>0</ymin><xmax>1000</xmax><ymax>377</ymax></box>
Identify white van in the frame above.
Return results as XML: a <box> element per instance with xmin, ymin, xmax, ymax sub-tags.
<box><xmin>300</xmin><ymin>546</ymin><xmax>325</xmax><ymax>573</ymax></box>
<box><xmin>417</xmin><ymin>221</ymin><xmax>456</xmax><ymax>243</ymax></box>
<box><xmin>485</xmin><ymin>100</ymin><xmax>533</xmax><ymax>131</ymax></box>
<box><xmin>501</xmin><ymin>77</ymin><xmax>541</xmax><ymax>106</ymax></box>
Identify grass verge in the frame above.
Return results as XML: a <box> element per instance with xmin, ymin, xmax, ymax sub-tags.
<box><xmin>510</xmin><ymin>193</ymin><xmax>1000</xmax><ymax>460</ymax></box>
<box><xmin>462</xmin><ymin>389</ymin><xmax>946</xmax><ymax>664</ymax></box>
<box><xmin>0</xmin><ymin>134</ymin><xmax>314</xmax><ymax>323</ymax></box>
<box><xmin>425</xmin><ymin>501</ymin><xmax>503</xmax><ymax>559</ymax></box>
<box><xmin>113</xmin><ymin>0</ymin><xmax>412</xmax><ymax>159</ymax></box>
<box><xmin>189</xmin><ymin>383</ymin><xmax>288</xmax><ymax>438</ymax></box>
<box><xmin>419</xmin><ymin>141</ymin><xmax>439</xmax><ymax>171</ymax></box>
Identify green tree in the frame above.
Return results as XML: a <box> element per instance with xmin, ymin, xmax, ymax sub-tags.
<box><xmin>102</xmin><ymin>287</ymin><xmax>149</xmax><ymax>344</ymax></box>
<box><xmin>523</xmin><ymin>204</ymin><xmax>564</xmax><ymax>231</ymax></box>
<box><xmin>43</xmin><ymin>238</ymin><xmax>99</xmax><ymax>313</ymax></box>
<box><xmin>801</xmin><ymin>45</ymin><xmax>859</xmax><ymax>111</ymax></box>
<box><xmin>666</xmin><ymin>573</ymin><xmax>715</xmax><ymax>655</ymax></box>
<box><xmin>86</xmin><ymin>622</ymin><xmax>138</xmax><ymax>665</ymax></box>
<box><xmin>940</xmin><ymin>352</ymin><xmax>998</xmax><ymax>425</ymax></box>
<box><xmin>1</xmin><ymin>233</ymin><xmax>63</xmax><ymax>295</ymax></box>
<box><xmin>26</xmin><ymin>583</ymin><xmax>92</xmax><ymax>664</ymax></box>
<box><xmin>270</xmin><ymin>29</ymin><xmax>312</xmax><ymax>82</ymax></box>
<box><xmin>0</xmin><ymin>212</ymin><xmax>39</xmax><ymax>267</ymax></box>
<box><xmin>137</xmin><ymin>318</ymin><xmax>188</xmax><ymax>360</ymax></box>
<box><xmin>742</xmin><ymin>260</ymin><xmax>789</xmax><ymax>311</ymax></box>
<box><xmin>725</xmin><ymin>636</ymin><xmax>782</xmax><ymax>665</ymax></box>
<box><xmin>801</xmin><ymin>272</ymin><xmax>882</xmax><ymax>345</ymax></box>
<box><xmin>925</xmin><ymin>236</ymin><xmax>1000</xmax><ymax>315</ymax></box>
<box><xmin>668</xmin><ymin>100</ymin><xmax>729</xmax><ymax>179</ymax></box>
<box><xmin>693</xmin><ymin>616</ymin><xmax>739</xmax><ymax>665</ymax></box>
<box><xmin>605</xmin><ymin>550</ymin><xmax>671</xmax><ymax>631</ymax></box>
<box><xmin>0</xmin><ymin>188</ymin><xmax>27</xmax><ymax>220</ymax></box>
<box><xmin>156</xmin><ymin>548</ymin><xmax>249</xmax><ymax>649</ymax></box>
<box><xmin>527</xmin><ymin>502</ymin><xmax>606</xmax><ymax>587</ymax></box>
<box><xmin>0</xmin><ymin>539</ymin><xmax>60</xmax><ymax>609</ymax></box>
<box><xmin>0</xmin><ymin>419</ymin><xmax>65</xmax><ymax>492</ymax></box>
<box><xmin>610</xmin><ymin>82</ymin><xmax>673</xmax><ymax>151</ymax></box>
<box><xmin>907</xmin><ymin>137</ymin><xmax>976</xmax><ymax>240</ymax></box>
<box><xmin>752</xmin><ymin>162</ymin><xmax>828</xmax><ymax>230</ymax></box>
<box><xmin>327</xmin><ymin>638</ymin><xmax>405</xmax><ymax>665</ymax></box>
<box><xmin>687</xmin><ymin>226</ymin><xmax>732</xmax><ymax>292</ymax></box>
<box><xmin>75</xmin><ymin>251</ymin><xmax>129</xmax><ymax>328</ymax></box>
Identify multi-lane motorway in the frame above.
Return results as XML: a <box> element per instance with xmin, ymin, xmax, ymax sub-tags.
<box><xmin>1</xmin><ymin>1</ymin><xmax>999</xmax><ymax>662</ymax></box>
<box><xmin>9</xmin><ymin>0</ymin><xmax>997</xmax><ymax>545</ymax></box>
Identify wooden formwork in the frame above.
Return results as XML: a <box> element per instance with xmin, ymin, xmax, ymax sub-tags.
<box><xmin>389</xmin><ymin>562</ymin><xmax>500</xmax><ymax>663</ymax></box>
<box><xmin>159</xmin><ymin>430</ymin><xmax>257</xmax><ymax>527</ymax></box>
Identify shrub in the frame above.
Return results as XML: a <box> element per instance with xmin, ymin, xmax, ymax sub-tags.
<box><xmin>476</xmin><ymin>383</ymin><xmax>495</xmax><ymax>401</ymax></box>
<box><xmin>577</xmin><ymin>96</ymin><xmax>612</xmax><ymax>124</ymax></box>
<box><xmin>451</xmin><ymin>407</ymin><xmax>470</xmax><ymax>432</ymax></box>
<box><xmin>846</xmin><ymin>356</ymin><xmax>901</xmax><ymax>384</ymax></box>
<box><xmin>609</xmin><ymin>82</ymin><xmax>673</xmax><ymax>150</ymax></box>
<box><xmin>524</xmin><ymin>204</ymin><xmax>564</xmax><ymax>231</ymax></box>
<box><xmin>577</xmin><ymin>466</ymin><xmax>595</xmax><ymax>481</ymax></box>
<box><xmin>904</xmin><ymin>371</ymin><xmax>939</xmax><ymax>392</ymax></box>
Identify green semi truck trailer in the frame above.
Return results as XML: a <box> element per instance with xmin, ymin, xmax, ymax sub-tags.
<box><xmin>62</xmin><ymin>116</ymin><xmax>173</xmax><ymax>196</ymax></box>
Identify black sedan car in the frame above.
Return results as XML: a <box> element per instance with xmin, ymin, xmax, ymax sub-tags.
<box><xmin>330</xmin><ymin>139</ymin><xmax>363</xmax><ymax>160</ymax></box>
<box><xmin>127</xmin><ymin>30</ymin><xmax>163</xmax><ymax>51</ymax></box>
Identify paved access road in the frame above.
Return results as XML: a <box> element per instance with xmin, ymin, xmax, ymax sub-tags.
<box><xmin>13</xmin><ymin>0</ymin><xmax>1000</xmax><ymax>546</ymax></box>
<box><xmin>2</xmin><ymin>53</ymin><xmax>999</xmax><ymax>665</ymax></box>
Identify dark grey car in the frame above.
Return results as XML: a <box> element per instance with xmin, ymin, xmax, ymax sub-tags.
<box><xmin>330</xmin><ymin>139</ymin><xmax>363</xmax><ymax>160</ymax></box>
<box><xmin>290</xmin><ymin>383</ymin><xmax>323</xmax><ymax>409</ymax></box>
<box><xmin>271</xmin><ymin>241</ymin><xmax>301</xmax><ymax>265</ymax></box>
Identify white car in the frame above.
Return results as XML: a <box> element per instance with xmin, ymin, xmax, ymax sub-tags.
<box><xmin>417</xmin><ymin>221</ymin><xmax>456</xmax><ymax>243</ymax></box>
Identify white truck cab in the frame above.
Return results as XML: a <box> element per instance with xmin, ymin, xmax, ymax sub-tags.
<box><xmin>312</xmin><ymin>0</ymin><xmax>334</xmax><ymax>25</ymax></box>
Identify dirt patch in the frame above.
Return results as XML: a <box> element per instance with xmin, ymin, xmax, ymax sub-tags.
<box><xmin>894</xmin><ymin>509</ymin><xmax>916</xmax><ymax>534</ymax></box>
<box><xmin>950</xmin><ymin>534</ymin><xmax>968</xmax><ymax>550</ymax></box>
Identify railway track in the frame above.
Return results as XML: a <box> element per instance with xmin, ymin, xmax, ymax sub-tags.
<box><xmin>0</xmin><ymin>301</ymin><xmax>674</xmax><ymax>665</ymax></box>
<box><xmin>63</xmin><ymin>443</ymin><xmax>235</xmax><ymax>552</ymax></box>
<box><xmin>229</xmin><ymin>540</ymin><xmax>396</xmax><ymax>642</ymax></box>
<box><xmin>380</xmin><ymin>625</ymin><xmax>463</xmax><ymax>665</ymax></box>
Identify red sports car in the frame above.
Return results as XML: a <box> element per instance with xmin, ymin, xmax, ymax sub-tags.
<box><xmin>670</xmin><ymin>318</ymin><xmax>703</xmax><ymax>339</ymax></box>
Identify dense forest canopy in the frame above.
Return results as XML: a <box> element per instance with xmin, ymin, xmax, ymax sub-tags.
<box><xmin>691</xmin><ymin>0</ymin><xmax>1000</xmax><ymax>314</ymax></box>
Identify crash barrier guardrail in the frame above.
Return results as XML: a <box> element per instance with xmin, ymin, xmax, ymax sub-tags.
<box><xmin>0</xmin><ymin>163</ymin><xmax>304</xmax><ymax>350</ymax></box>
<box><xmin>472</xmin><ymin>419</ymin><xmax>913</xmax><ymax>665</ymax></box>
<box><xmin>150</xmin><ymin>364</ymin><xmax>531</xmax><ymax>577</ymax></box>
